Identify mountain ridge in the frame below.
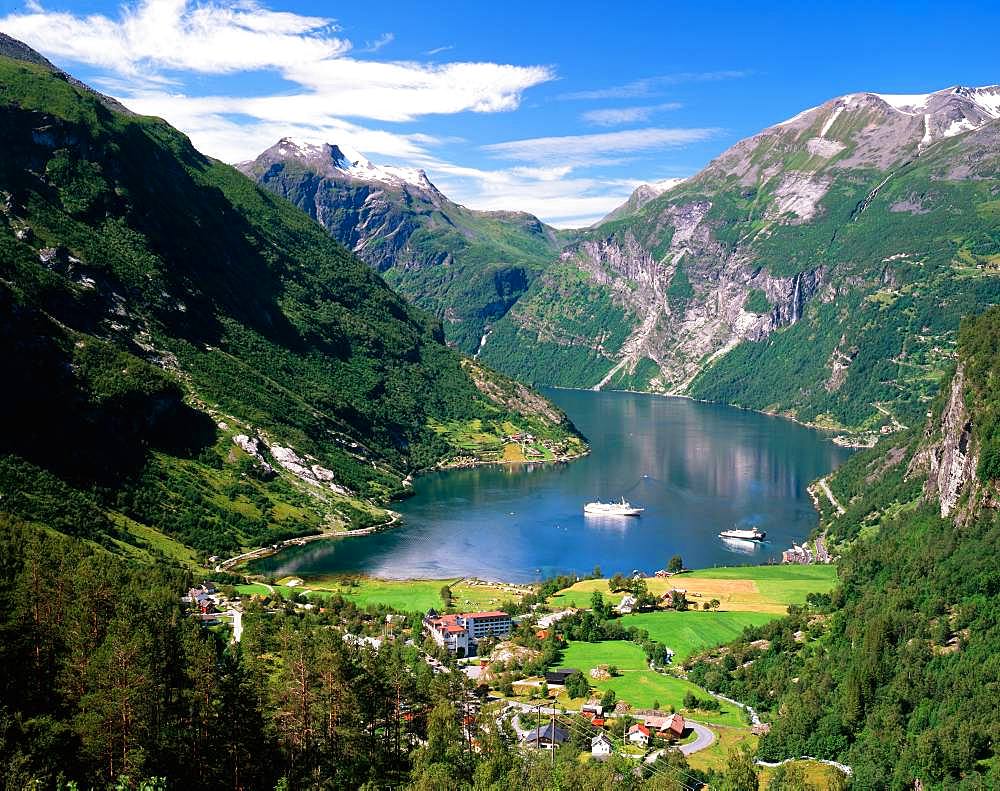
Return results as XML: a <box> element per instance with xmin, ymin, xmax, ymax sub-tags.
<box><xmin>475</xmin><ymin>81</ymin><xmax>1000</xmax><ymax>442</ymax></box>
<box><xmin>241</xmin><ymin>138</ymin><xmax>572</xmax><ymax>353</ymax></box>
<box><xmin>0</xmin><ymin>39</ymin><xmax>584</xmax><ymax>561</ymax></box>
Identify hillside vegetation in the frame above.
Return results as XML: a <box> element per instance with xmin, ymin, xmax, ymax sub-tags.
<box><xmin>686</xmin><ymin>307</ymin><xmax>1000</xmax><ymax>788</ymax></box>
<box><xmin>0</xmin><ymin>51</ymin><xmax>582</xmax><ymax>561</ymax></box>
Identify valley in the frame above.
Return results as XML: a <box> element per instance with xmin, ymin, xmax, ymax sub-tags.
<box><xmin>0</xmin><ymin>5</ymin><xmax>997</xmax><ymax>788</ymax></box>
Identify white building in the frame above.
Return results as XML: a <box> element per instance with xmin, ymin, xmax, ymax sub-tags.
<box><xmin>591</xmin><ymin>732</ymin><xmax>613</xmax><ymax>757</ymax></box>
<box><xmin>424</xmin><ymin>610</ymin><xmax>512</xmax><ymax>655</ymax></box>
<box><xmin>627</xmin><ymin>723</ymin><xmax>650</xmax><ymax>747</ymax></box>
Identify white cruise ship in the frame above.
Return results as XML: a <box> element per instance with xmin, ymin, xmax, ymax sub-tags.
<box><xmin>584</xmin><ymin>498</ymin><xmax>644</xmax><ymax>516</ymax></box>
<box><xmin>719</xmin><ymin>527</ymin><xmax>766</xmax><ymax>541</ymax></box>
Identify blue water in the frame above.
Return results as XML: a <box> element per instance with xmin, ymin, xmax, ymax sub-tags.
<box><xmin>252</xmin><ymin>390</ymin><xmax>852</xmax><ymax>582</ymax></box>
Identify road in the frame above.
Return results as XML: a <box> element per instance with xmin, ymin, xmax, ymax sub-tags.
<box><xmin>818</xmin><ymin>477</ymin><xmax>845</xmax><ymax>516</ymax></box>
<box><xmin>678</xmin><ymin>721</ymin><xmax>715</xmax><ymax>756</ymax></box>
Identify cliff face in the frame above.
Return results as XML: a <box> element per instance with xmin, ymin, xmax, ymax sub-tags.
<box><xmin>479</xmin><ymin>86</ymin><xmax>1000</xmax><ymax>438</ymax></box>
<box><xmin>240</xmin><ymin>139</ymin><xmax>565</xmax><ymax>354</ymax></box>
<box><xmin>909</xmin><ymin>365</ymin><xmax>977</xmax><ymax>518</ymax></box>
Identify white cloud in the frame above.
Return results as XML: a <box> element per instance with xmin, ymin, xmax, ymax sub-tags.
<box><xmin>1</xmin><ymin>0</ymin><xmax>349</xmax><ymax>76</ymax></box>
<box><xmin>582</xmin><ymin>102</ymin><xmax>682</xmax><ymax>126</ymax></box>
<box><xmin>421</xmin><ymin>159</ymin><xmax>646</xmax><ymax>228</ymax></box>
<box><xmin>482</xmin><ymin>127</ymin><xmax>720</xmax><ymax>166</ymax></box>
<box><xmin>425</xmin><ymin>45</ymin><xmax>454</xmax><ymax>56</ymax></box>
<box><xmin>560</xmin><ymin>70</ymin><xmax>748</xmax><ymax>101</ymax></box>
<box><xmin>0</xmin><ymin>1</ymin><xmax>553</xmax><ymax>121</ymax></box>
<box><xmin>359</xmin><ymin>32</ymin><xmax>394</xmax><ymax>53</ymax></box>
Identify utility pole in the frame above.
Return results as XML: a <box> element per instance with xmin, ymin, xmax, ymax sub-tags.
<box><xmin>550</xmin><ymin>706</ymin><xmax>555</xmax><ymax>767</ymax></box>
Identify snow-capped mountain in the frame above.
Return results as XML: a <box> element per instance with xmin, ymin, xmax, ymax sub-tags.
<box><xmin>247</xmin><ymin>137</ymin><xmax>442</xmax><ymax>194</ymax></box>
<box><xmin>239</xmin><ymin>139</ymin><xmax>568</xmax><ymax>354</ymax></box>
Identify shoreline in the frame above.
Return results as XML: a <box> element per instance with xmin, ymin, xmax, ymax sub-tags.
<box><xmin>217</xmin><ymin>510</ymin><xmax>402</xmax><ymax>573</ymax></box>
<box><xmin>227</xmin><ymin>444</ymin><xmax>591</xmax><ymax>573</ymax></box>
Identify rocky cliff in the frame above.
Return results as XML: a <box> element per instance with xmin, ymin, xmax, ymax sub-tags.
<box><xmin>240</xmin><ymin>139</ymin><xmax>567</xmax><ymax>353</ymax></box>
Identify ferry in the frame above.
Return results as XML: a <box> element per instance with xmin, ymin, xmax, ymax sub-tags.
<box><xmin>584</xmin><ymin>498</ymin><xmax>644</xmax><ymax>516</ymax></box>
<box><xmin>719</xmin><ymin>527</ymin><xmax>766</xmax><ymax>541</ymax></box>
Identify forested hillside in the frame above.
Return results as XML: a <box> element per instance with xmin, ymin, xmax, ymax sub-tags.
<box><xmin>687</xmin><ymin>307</ymin><xmax>1000</xmax><ymax>788</ymax></box>
<box><xmin>0</xmin><ymin>41</ymin><xmax>583</xmax><ymax>561</ymax></box>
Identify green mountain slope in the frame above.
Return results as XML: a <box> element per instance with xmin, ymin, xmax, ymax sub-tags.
<box><xmin>0</xmin><ymin>46</ymin><xmax>583</xmax><ymax>561</ymax></box>
<box><xmin>479</xmin><ymin>87</ymin><xmax>1000</xmax><ymax>441</ymax></box>
<box><xmin>239</xmin><ymin>139</ymin><xmax>570</xmax><ymax>354</ymax></box>
<box><xmin>687</xmin><ymin>307</ymin><xmax>1000</xmax><ymax>788</ymax></box>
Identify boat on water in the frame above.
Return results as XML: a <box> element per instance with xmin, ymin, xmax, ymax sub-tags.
<box><xmin>719</xmin><ymin>527</ymin><xmax>766</xmax><ymax>541</ymax></box>
<box><xmin>584</xmin><ymin>497</ymin><xmax>644</xmax><ymax>516</ymax></box>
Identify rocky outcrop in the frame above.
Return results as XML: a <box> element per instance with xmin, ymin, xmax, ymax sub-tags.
<box><xmin>909</xmin><ymin>365</ymin><xmax>976</xmax><ymax>518</ymax></box>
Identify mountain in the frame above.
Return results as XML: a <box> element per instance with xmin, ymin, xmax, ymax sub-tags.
<box><xmin>0</xmin><ymin>40</ymin><xmax>584</xmax><ymax>561</ymax></box>
<box><xmin>239</xmin><ymin>139</ymin><xmax>570</xmax><ymax>353</ymax></box>
<box><xmin>687</xmin><ymin>306</ymin><xmax>1000</xmax><ymax>787</ymax></box>
<box><xmin>600</xmin><ymin>178</ymin><xmax>686</xmax><ymax>224</ymax></box>
<box><xmin>478</xmin><ymin>84</ymin><xmax>1000</xmax><ymax>440</ymax></box>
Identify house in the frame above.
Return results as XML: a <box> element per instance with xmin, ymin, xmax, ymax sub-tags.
<box><xmin>591</xmin><ymin>732</ymin><xmax>613</xmax><ymax>757</ymax></box>
<box><xmin>424</xmin><ymin>610</ymin><xmax>512</xmax><ymax>656</ymax></box>
<box><xmin>616</xmin><ymin>594</ymin><xmax>637</xmax><ymax>614</ymax></box>
<box><xmin>581</xmin><ymin>702</ymin><xmax>604</xmax><ymax>718</ymax></box>
<box><xmin>591</xmin><ymin>717</ymin><xmax>606</xmax><ymax>728</ymax></box>
<box><xmin>544</xmin><ymin>668</ymin><xmax>580</xmax><ymax>686</ymax></box>
<box><xmin>628</xmin><ymin>723</ymin><xmax>650</xmax><ymax>747</ymax></box>
<box><xmin>522</xmin><ymin>723</ymin><xmax>569</xmax><ymax>749</ymax></box>
<box><xmin>667</xmin><ymin>714</ymin><xmax>686</xmax><ymax>739</ymax></box>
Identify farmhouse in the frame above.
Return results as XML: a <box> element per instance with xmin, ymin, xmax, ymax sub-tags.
<box><xmin>522</xmin><ymin>723</ymin><xmax>569</xmax><ymax>749</ymax></box>
<box><xmin>627</xmin><ymin>723</ymin><xmax>650</xmax><ymax>747</ymax></box>
<box><xmin>423</xmin><ymin>610</ymin><xmax>512</xmax><ymax>656</ymax></box>
<box><xmin>591</xmin><ymin>732</ymin><xmax>613</xmax><ymax>757</ymax></box>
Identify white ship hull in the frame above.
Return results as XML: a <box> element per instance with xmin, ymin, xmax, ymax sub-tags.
<box><xmin>584</xmin><ymin>500</ymin><xmax>644</xmax><ymax>516</ymax></box>
<box><xmin>719</xmin><ymin>528</ymin><xmax>766</xmax><ymax>541</ymax></box>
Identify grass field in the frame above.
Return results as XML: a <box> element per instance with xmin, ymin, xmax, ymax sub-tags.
<box><xmin>621</xmin><ymin>611</ymin><xmax>776</xmax><ymax>662</ymax></box>
<box><xmin>759</xmin><ymin>759</ymin><xmax>847</xmax><ymax>789</ymax></box>
<box><xmin>238</xmin><ymin>576</ymin><xmax>529</xmax><ymax>613</ymax></box>
<box><xmin>556</xmin><ymin>641</ymin><xmax>746</xmax><ymax>726</ymax></box>
<box><xmin>552</xmin><ymin>565</ymin><xmax>838</xmax><ymax>615</ymax></box>
<box><xmin>685</xmin><ymin>726</ymin><xmax>758</xmax><ymax>774</ymax></box>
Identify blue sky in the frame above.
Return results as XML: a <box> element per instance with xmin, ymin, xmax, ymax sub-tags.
<box><xmin>1</xmin><ymin>0</ymin><xmax>997</xmax><ymax>226</ymax></box>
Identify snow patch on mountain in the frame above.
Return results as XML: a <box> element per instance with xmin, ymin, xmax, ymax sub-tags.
<box><xmin>819</xmin><ymin>106</ymin><xmax>844</xmax><ymax>138</ymax></box>
<box><xmin>875</xmin><ymin>92</ymin><xmax>933</xmax><ymax>113</ymax></box>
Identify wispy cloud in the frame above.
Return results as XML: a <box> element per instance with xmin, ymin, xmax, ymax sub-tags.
<box><xmin>425</xmin><ymin>44</ymin><xmax>454</xmax><ymax>56</ymax></box>
<box><xmin>582</xmin><ymin>101</ymin><xmax>682</xmax><ymax>126</ymax></box>
<box><xmin>561</xmin><ymin>70</ymin><xmax>748</xmax><ymax>101</ymax></box>
<box><xmin>359</xmin><ymin>32</ymin><xmax>394</xmax><ymax>54</ymax></box>
<box><xmin>0</xmin><ymin>1</ymin><xmax>553</xmax><ymax>123</ymax></box>
<box><xmin>482</xmin><ymin>127</ymin><xmax>720</xmax><ymax>166</ymax></box>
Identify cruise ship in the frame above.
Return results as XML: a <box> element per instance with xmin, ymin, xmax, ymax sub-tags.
<box><xmin>719</xmin><ymin>527</ymin><xmax>766</xmax><ymax>541</ymax></box>
<box><xmin>584</xmin><ymin>498</ymin><xmax>644</xmax><ymax>516</ymax></box>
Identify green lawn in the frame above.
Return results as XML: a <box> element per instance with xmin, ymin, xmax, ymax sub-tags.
<box><xmin>556</xmin><ymin>640</ymin><xmax>745</xmax><ymax>726</ymax></box>
<box><xmin>621</xmin><ymin>611</ymin><xmax>776</xmax><ymax>662</ymax></box>
<box><xmin>560</xmin><ymin>640</ymin><xmax>650</xmax><ymax>672</ymax></box>
<box><xmin>313</xmin><ymin>578</ymin><xmax>456</xmax><ymax>612</ymax></box>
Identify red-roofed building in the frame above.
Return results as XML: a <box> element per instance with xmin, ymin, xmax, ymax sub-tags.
<box><xmin>668</xmin><ymin>714</ymin><xmax>686</xmax><ymax>738</ymax></box>
<box><xmin>628</xmin><ymin>723</ymin><xmax>650</xmax><ymax>747</ymax></box>
<box><xmin>591</xmin><ymin>718</ymin><xmax>606</xmax><ymax>728</ymax></box>
<box><xmin>423</xmin><ymin>609</ymin><xmax>512</xmax><ymax>655</ymax></box>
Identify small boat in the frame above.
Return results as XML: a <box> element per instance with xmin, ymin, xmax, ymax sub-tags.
<box><xmin>719</xmin><ymin>527</ymin><xmax>766</xmax><ymax>541</ymax></box>
<box><xmin>584</xmin><ymin>497</ymin><xmax>644</xmax><ymax>516</ymax></box>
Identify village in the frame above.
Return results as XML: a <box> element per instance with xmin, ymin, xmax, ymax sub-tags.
<box><xmin>181</xmin><ymin>561</ymin><xmax>840</xmax><ymax>776</ymax></box>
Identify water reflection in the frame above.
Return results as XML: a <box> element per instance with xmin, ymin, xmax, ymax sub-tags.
<box><xmin>252</xmin><ymin>390</ymin><xmax>852</xmax><ymax>582</ymax></box>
